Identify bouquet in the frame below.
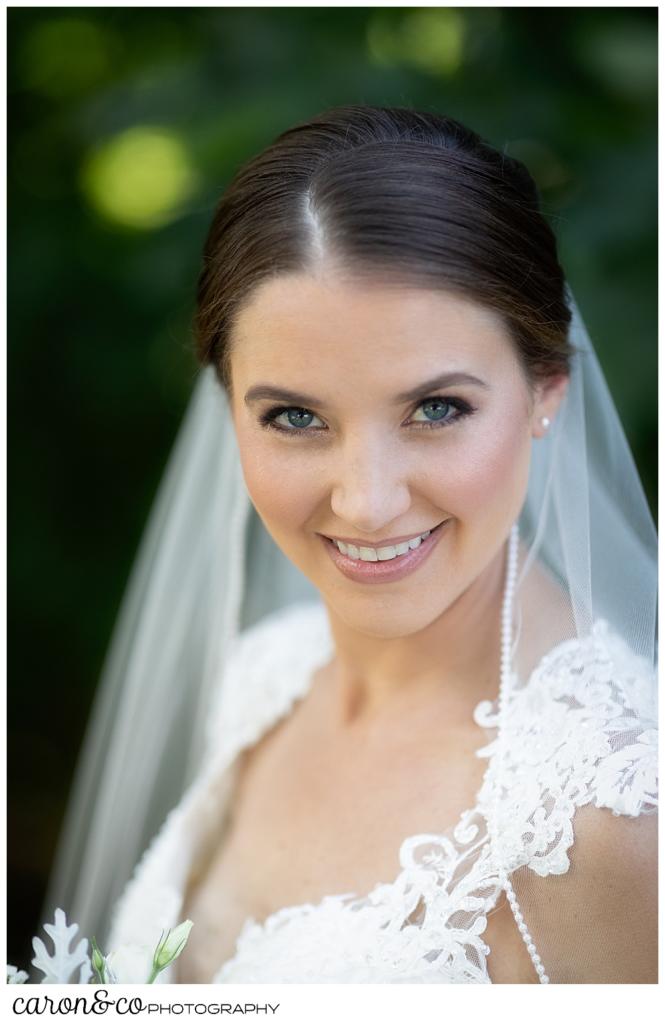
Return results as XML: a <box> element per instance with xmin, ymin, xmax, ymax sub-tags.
<box><xmin>7</xmin><ymin>909</ymin><xmax>193</xmax><ymax>984</ymax></box>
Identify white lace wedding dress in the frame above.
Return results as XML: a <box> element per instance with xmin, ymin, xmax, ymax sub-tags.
<box><xmin>107</xmin><ymin>600</ymin><xmax>658</xmax><ymax>984</ymax></box>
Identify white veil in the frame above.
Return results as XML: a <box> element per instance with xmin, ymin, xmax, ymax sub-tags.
<box><xmin>39</xmin><ymin>362</ymin><xmax>316</xmax><ymax>951</ymax></box>
<box><xmin>40</xmin><ymin>279</ymin><xmax>656</xmax><ymax>976</ymax></box>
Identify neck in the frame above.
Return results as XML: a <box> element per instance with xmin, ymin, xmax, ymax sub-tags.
<box><xmin>321</xmin><ymin>540</ymin><xmax>508</xmax><ymax>731</ymax></box>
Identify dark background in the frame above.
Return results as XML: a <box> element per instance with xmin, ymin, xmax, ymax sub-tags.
<box><xmin>7</xmin><ymin>6</ymin><xmax>657</xmax><ymax>967</ymax></box>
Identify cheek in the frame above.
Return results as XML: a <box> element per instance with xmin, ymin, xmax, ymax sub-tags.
<box><xmin>434</xmin><ymin>412</ymin><xmax>531</xmax><ymax>520</ymax></box>
<box><xmin>235</xmin><ymin>429</ymin><xmax>322</xmax><ymax>527</ymax></box>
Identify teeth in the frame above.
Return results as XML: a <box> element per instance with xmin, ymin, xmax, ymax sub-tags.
<box><xmin>332</xmin><ymin>529</ymin><xmax>434</xmax><ymax>562</ymax></box>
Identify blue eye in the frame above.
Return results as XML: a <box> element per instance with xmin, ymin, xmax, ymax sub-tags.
<box><xmin>261</xmin><ymin>407</ymin><xmax>326</xmax><ymax>432</ymax></box>
<box><xmin>258</xmin><ymin>396</ymin><xmax>475</xmax><ymax>436</ymax></box>
<box><xmin>412</xmin><ymin>398</ymin><xmax>454</xmax><ymax>424</ymax></box>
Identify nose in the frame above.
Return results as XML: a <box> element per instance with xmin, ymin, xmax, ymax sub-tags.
<box><xmin>329</xmin><ymin>432</ymin><xmax>412</xmax><ymax>536</ymax></box>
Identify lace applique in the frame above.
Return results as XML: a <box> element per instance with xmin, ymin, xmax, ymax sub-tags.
<box><xmin>107</xmin><ymin>606</ymin><xmax>657</xmax><ymax>983</ymax></box>
<box><xmin>478</xmin><ymin>620</ymin><xmax>658</xmax><ymax>879</ymax></box>
<box><xmin>215</xmin><ymin>812</ymin><xmax>500</xmax><ymax>984</ymax></box>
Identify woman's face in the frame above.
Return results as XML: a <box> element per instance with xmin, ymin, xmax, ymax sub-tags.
<box><xmin>229</xmin><ymin>273</ymin><xmax>566</xmax><ymax>638</ymax></box>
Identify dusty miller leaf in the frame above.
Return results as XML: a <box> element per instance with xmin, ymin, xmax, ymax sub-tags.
<box><xmin>31</xmin><ymin>908</ymin><xmax>93</xmax><ymax>984</ymax></box>
<box><xmin>7</xmin><ymin>965</ymin><xmax>29</xmax><ymax>983</ymax></box>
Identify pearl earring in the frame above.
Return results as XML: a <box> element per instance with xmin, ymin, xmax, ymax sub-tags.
<box><xmin>541</xmin><ymin>416</ymin><xmax>551</xmax><ymax>430</ymax></box>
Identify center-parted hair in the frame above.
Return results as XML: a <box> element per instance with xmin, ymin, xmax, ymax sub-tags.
<box><xmin>195</xmin><ymin>105</ymin><xmax>572</xmax><ymax>393</ymax></box>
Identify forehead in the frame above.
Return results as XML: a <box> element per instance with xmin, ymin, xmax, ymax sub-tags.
<box><xmin>229</xmin><ymin>273</ymin><xmax>517</xmax><ymax>382</ymax></box>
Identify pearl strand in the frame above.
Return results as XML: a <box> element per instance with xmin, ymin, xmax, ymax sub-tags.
<box><xmin>494</xmin><ymin>522</ymin><xmax>550</xmax><ymax>985</ymax></box>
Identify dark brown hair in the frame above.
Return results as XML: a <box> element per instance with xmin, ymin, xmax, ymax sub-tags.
<box><xmin>195</xmin><ymin>105</ymin><xmax>573</xmax><ymax>394</ymax></box>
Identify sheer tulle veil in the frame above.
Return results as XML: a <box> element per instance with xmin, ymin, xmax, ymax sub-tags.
<box><xmin>38</xmin><ymin>100</ymin><xmax>656</xmax><ymax>984</ymax></box>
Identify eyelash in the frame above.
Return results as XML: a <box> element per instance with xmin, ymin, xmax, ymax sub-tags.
<box><xmin>258</xmin><ymin>396</ymin><xmax>476</xmax><ymax>436</ymax></box>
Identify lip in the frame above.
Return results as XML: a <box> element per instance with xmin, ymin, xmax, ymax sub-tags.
<box><xmin>321</xmin><ymin>519</ymin><xmax>450</xmax><ymax>584</ymax></box>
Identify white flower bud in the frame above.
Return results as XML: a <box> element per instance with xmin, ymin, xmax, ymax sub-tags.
<box><xmin>151</xmin><ymin>920</ymin><xmax>194</xmax><ymax>975</ymax></box>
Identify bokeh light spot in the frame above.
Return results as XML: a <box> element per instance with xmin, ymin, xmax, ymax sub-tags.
<box><xmin>368</xmin><ymin>9</ymin><xmax>465</xmax><ymax>77</ymax></box>
<box><xmin>80</xmin><ymin>127</ymin><xmax>197</xmax><ymax>230</ymax></box>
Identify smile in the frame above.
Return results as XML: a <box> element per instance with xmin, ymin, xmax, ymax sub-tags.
<box><xmin>327</xmin><ymin>528</ymin><xmax>434</xmax><ymax>562</ymax></box>
<box><xmin>321</xmin><ymin>520</ymin><xmax>450</xmax><ymax>584</ymax></box>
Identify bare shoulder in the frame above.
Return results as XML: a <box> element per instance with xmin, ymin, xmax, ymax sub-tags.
<box><xmin>513</xmin><ymin>806</ymin><xmax>658</xmax><ymax>984</ymax></box>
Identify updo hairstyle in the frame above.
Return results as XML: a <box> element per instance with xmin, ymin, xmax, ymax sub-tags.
<box><xmin>195</xmin><ymin>105</ymin><xmax>572</xmax><ymax>395</ymax></box>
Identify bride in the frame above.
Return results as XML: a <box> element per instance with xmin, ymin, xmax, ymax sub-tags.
<box><xmin>42</xmin><ymin>105</ymin><xmax>657</xmax><ymax>984</ymax></box>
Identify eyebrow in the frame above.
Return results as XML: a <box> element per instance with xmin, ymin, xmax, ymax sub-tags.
<box><xmin>244</xmin><ymin>372</ymin><xmax>489</xmax><ymax>408</ymax></box>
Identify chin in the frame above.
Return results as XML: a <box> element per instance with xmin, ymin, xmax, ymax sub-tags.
<box><xmin>325</xmin><ymin>591</ymin><xmax>451</xmax><ymax>640</ymax></box>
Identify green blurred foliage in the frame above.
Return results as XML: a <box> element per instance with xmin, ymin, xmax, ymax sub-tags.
<box><xmin>8</xmin><ymin>7</ymin><xmax>656</xmax><ymax>964</ymax></box>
